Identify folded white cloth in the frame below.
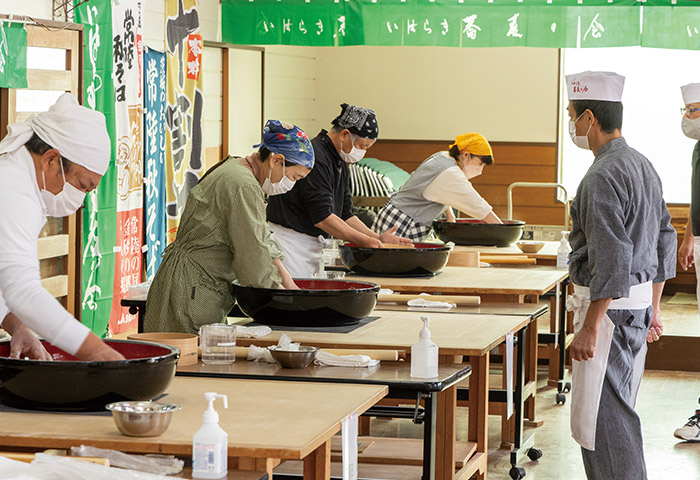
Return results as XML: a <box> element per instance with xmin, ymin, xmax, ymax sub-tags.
<box><xmin>407</xmin><ymin>298</ymin><xmax>456</xmax><ymax>309</ymax></box>
<box><xmin>247</xmin><ymin>345</ymin><xmax>275</xmax><ymax>363</ymax></box>
<box><xmin>378</xmin><ymin>288</ymin><xmax>394</xmax><ymax>295</ymax></box>
<box><xmin>235</xmin><ymin>325</ymin><xmax>272</xmax><ymax>338</ymax></box>
<box><xmin>247</xmin><ymin>333</ymin><xmax>299</xmax><ymax>363</ymax></box>
<box><xmin>314</xmin><ymin>350</ymin><xmax>380</xmax><ymax>368</ymax></box>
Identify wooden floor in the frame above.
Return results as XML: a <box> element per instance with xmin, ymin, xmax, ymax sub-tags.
<box><xmin>658</xmin><ymin>295</ymin><xmax>700</xmax><ymax>337</ymax></box>
<box><xmin>277</xmin><ymin>369</ymin><xmax>700</xmax><ymax>479</ymax></box>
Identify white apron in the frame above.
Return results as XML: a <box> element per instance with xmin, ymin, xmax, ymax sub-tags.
<box><xmin>269</xmin><ymin>222</ymin><xmax>329</xmax><ymax>278</ymax></box>
<box><xmin>566</xmin><ymin>281</ymin><xmax>652</xmax><ymax>451</ymax></box>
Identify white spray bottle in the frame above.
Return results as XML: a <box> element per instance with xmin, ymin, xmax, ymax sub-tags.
<box><xmin>410</xmin><ymin>316</ymin><xmax>439</xmax><ymax>378</ymax></box>
<box><xmin>192</xmin><ymin>392</ymin><xmax>229</xmax><ymax>479</ymax></box>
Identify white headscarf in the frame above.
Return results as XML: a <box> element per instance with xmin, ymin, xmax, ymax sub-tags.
<box><xmin>0</xmin><ymin>93</ymin><xmax>111</xmax><ymax>175</ymax></box>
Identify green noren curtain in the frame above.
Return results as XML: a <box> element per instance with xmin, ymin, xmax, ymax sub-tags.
<box><xmin>221</xmin><ymin>0</ymin><xmax>700</xmax><ymax>49</ymax></box>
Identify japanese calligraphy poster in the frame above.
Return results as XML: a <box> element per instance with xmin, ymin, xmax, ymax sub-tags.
<box><xmin>74</xmin><ymin>0</ymin><xmax>118</xmax><ymax>338</ymax></box>
<box><xmin>221</xmin><ymin>0</ymin><xmax>700</xmax><ymax>50</ymax></box>
<box><xmin>74</xmin><ymin>0</ymin><xmax>143</xmax><ymax>336</ymax></box>
<box><xmin>110</xmin><ymin>0</ymin><xmax>144</xmax><ymax>333</ymax></box>
<box><xmin>0</xmin><ymin>21</ymin><xmax>27</xmax><ymax>88</ymax></box>
<box><xmin>144</xmin><ymin>48</ymin><xmax>167</xmax><ymax>281</ymax></box>
<box><xmin>165</xmin><ymin>0</ymin><xmax>205</xmax><ymax>241</ymax></box>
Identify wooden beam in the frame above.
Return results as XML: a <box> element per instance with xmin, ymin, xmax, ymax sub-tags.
<box><xmin>26</xmin><ymin>25</ymin><xmax>74</xmax><ymax>49</ymax></box>
<box><xmin>26</xmin><ymin>69</ymin><xmax>72</xmax><ymax>92</ymax></box>
<box><xmin>37</xmin><ymin>234</ymin><xmax>70</xmax><ymax>260</ymax></box>
<box><xmin>41</xmin><ymin>275</ymin><xmax>69</xmax><ymax>299</ymax></box>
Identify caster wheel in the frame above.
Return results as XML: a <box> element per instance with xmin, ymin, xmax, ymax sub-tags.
<box><xmin>556</xmin><ymin>393</ymin><xmax>566</xmax><ymax>405</ymax></box>
<box><xmin>527</xmin><ymin>448</ymin><xmax>543</xmax><ymax>461</ymax></box>
<box><xmin>509</xmin><ymin>466</ymin><xmax>526</xmax><ymax>479</ymax></box>
<box><xmin>563</xmin><ymin>382</ymin><xmax>571</xmax><ymax>393</ymax></box>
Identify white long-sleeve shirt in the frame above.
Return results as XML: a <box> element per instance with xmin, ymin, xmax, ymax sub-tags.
<box><xmin>0</xmin><ymin>147</ymin><xmax>90</xmax><ymax>354</ymax></box>
<box><xmin>423</xmin><ymin>165</ymin><xmax>492</xmax><ymax>220</ymax></box>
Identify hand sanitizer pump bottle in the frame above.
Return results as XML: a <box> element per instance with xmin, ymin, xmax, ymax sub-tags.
<box><xmin>556</xmin><ymin>231</ymin><xmax>571</xmax><ymax>270</ymax></box>
<box><xmin>192</xmin><ymin>392</ymin><xmax>229</xmax><ymax>479</ymax></box>
<box><xmin>410</xmin><ymin>316</ymin><xmax>439</xmax><ymax>378</ymax></box>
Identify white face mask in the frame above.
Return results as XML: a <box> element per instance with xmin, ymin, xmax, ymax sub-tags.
<box><xmin>569</xmin><ymin>111</ymin><xmax>592</xmax><ymax>150</ymax></box>
<box><xmin>40</xmin><ymin>160</ymin><xmax>86</xmax><ymax>217</ymax></box>
<box><xmin>463</xmin><ymin>164</ymin><xmax>483</xmax><ymax>179</ymax></box>
<box><xmin>339</xmin><ymin>136</ymin><xmax>366</xmax><ymax>164</ymax></box>
<box><xmin>682</xmin><ymin>116</ymin><xmax>700</xmax><ymax>141</ymax></box>
<box><xmin>262</xmin><ymin>162</ymin><xmax>296</xmax><ymax>196</ymax></box>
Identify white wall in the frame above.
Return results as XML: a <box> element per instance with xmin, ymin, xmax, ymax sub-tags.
<box><xmin>263</xmin><ymin>46</ymin><xmax>319</xmax><ymax>137</ymax></box>
<box><xmin>203</xmin><ymin>45</ymin><xmax>222</xmax><ymax>151</ymax></box>
<box><xmin>0</xmin><ymin>1</ymin><xmax>52</xmax><ymax>19</ymax></box>
<box><xmin>313</xmin><ymin>46</ymin><xmax>560</xmax><ymax>143</ymax></box>
<box><xmin>228</xmin><ymin>48</ymin><xmax>263</xmax><ymax>157</ymax></box>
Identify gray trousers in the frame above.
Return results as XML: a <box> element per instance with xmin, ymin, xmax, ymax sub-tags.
<box><xmin>581</xmin><ymin>307</ymin><xmax>651</xmax><ymax>480</ymax></box>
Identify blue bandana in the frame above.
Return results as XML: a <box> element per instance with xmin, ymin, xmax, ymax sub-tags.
<box><xmin>253</xmin><ymin>120</ymin><xmax>314</xmax><ymax>168</ymax></box>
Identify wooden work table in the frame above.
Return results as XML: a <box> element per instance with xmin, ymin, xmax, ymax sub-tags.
<box><xmin>349</xmin><ymin>266</ymin><xmax>571</xmax><ymax>415</ymax></box>
<box><xmin>234</xmin><ymin>310</ymin><xmax>532</xmax><ymax>480</ymax></box>
<box><xmin>452</xmin><ymin>242</ymin><xmax>559</xmax><ymax>261</ymax></box>
<box><xmin>0</xmin><ymin>377</ymin><xmax>387</xmax><ymax>480</ymax></box>
<box><xmin>347</xmin><ymin>266</ymin><xmax>568</xmax><ymax>299</ymax></box>
<box><xmin>178</xmin><ymin>361</ymin><xmax>472</xmax><ymax>480</ymax></box>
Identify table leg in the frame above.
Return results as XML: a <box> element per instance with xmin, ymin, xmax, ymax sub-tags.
<box><xmin>468</xmin><ymin>353</ymin><xmax>489</xmax><ymax>480</ymax></box>
<box><xmin>524</xmin><ymin>296</ymin><xmax>540</xmax><ymax>425</ymax></box>
<box><xmin>434</xmin><ymin>386</ymin><xmax>456</xmax><ymax>480</ymax></box>
<box><xmin>303</xmin><ymin>440</ymin><xmax>331</xmax><ymax>480</ymax></box>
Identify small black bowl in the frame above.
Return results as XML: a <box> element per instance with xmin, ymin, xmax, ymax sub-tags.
<box><xmin>232</xmin><ymin>279</ymin><xmax>380</xmax><ymax>327</ymax></box>
<box><xmin>0</xmin><ymin>339</ymin><xmax>179</xmax><ymax>412</ymax></box>
<box><xmin>339</xmin><ymin>242</ymin><xmax>451</xmax><ymax>277</ymax></box>
<box><xmin>432</xmin><ymin>219</ymin><xmax>525</xmax><ymax>247</ymax></box>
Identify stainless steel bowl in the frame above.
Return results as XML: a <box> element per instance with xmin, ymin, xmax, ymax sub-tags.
<box><xmin>105</xmin><ymin>401</ymin><xmax>181</xmax><ymax>437</ymax></box>
<box><xmin>268</xmin><ymin>346</ymin><xmax>319</xmax><ymax>369</ymax></box>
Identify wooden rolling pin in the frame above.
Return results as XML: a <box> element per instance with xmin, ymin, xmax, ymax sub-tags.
<box><xmin>479</xmin><ymin>255</ymin><xmax>536</xmax><ymax>265</ymax></box>
<box><xmin>377</xmin><ymin>293</ymin><xmax>480</xmax><ymax>306</ymax></box>
<box><xmin>198</xmin><ymin>346</ymin><xmax>403</xmax><ymax>361</ymax></box>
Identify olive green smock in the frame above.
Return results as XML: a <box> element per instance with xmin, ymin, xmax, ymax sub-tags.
<box><xmin>144</xmin><ymin>157</ymin><xmax>283</xmax><ymax>333</ymax></box>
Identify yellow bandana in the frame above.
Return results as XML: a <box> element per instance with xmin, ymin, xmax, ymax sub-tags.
<box><xmin>450</xmin><ymin>133</ymin><xmax>493</xmax><ymax>157</ymax></box>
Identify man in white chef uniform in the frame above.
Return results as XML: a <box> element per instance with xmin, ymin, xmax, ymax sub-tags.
<box><xmin>0</xmin><ymin>93</ymin><xmax>124</xmax><ymax>361</ymax></box>
<box><xmin>565</xmin><ymin>71</ymin><xmax>676</xmax><ymax>479</ymax></box>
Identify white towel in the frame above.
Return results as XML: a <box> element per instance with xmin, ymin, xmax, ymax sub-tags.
<box><xmin>235</xmin><ymin>325</ymin><xmax>272</xmax><ymax>338</ymax></box>
<box><xmin>0</xmin><ymin>93</ymin><xmax>110</xmax><ymax>175</ymax></box>
<box><xmin>314</xmin><ymin>350</ymin><xmax>379</xmax><ymax>368</ymax></box>
<box><xmin>407</xmin><ymin>298</ymin><xmax>456</xmax><ymax>309</ymax></box>
<box><xmin>247</xmin><ymin>345</ymin><xmax>275</xmax><ymax>363</ymax></box>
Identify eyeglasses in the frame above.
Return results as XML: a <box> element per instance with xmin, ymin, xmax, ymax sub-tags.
<box><xmin>681</xmin><ymin>107</ymin><xmax>700</xmax><ymax>115</ymax></box>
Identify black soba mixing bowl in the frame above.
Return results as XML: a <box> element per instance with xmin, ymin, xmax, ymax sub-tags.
<box><xmin>0</xmin><ymin>339</ymin><xmax>179</xmax><ymax>411</ymax></box>
<box><xmin>432</xmin><ymin>219</ymin><xmax>525</xmax><ymax>247</ymax></box>
<box><xmin>339</xmin><ymin>242</ymin><xmax>451</xmax><ymax>277</ymax></box>
<box><xmin>232</xmin><ymin>279</ymin><xmax>380</xmax><ymax>327</ymax></box>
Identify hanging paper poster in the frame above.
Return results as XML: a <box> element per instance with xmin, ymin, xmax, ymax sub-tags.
<box><xmin>144</xmin><ymin>48</ymin><xmax>167</xmax><ymax>280</ymax></box>
<box><xmin>165</xmin><ymin>0</ymin><xmax>205</xmax><ymax>242</ymax></box>
<box><xmin>0</xmin><ymin>21</ymin><xmax>27</xmax><ymax>88</ymax></box>
<box><xmin>110</xmin><ymin>0</ymin><xmax>144</xmax><ymax>333</ymax></box>
<box><xmin>74</xmin><ymin>0</ymin><xmax>118</xmax><ymax>338</ymax></box>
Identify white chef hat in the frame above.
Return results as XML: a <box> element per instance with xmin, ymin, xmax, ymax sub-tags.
<box><xmin>681</xmin><ymin>83</ymin><xmax>700</xmax><ymax>105</ymax></box>
<box><xmin>0</xmin><ymin>93</ymin><xmax>111</xmax><ymax>175</ymax></box>
<box><xmin>566</xmin><ymin>71</ymin><xmax>625</xmax><ymax>102</ymax></box>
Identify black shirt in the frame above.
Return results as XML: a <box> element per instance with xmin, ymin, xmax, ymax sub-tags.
<box><xmin>691</xmin><ymin>142</ymin><xmax>700</xmax><ymax>236</ymax></box>
<box><xmin>267</xmin><ymin>130</ymin><xmax>354</xmax><ymax>237</ymax></box>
